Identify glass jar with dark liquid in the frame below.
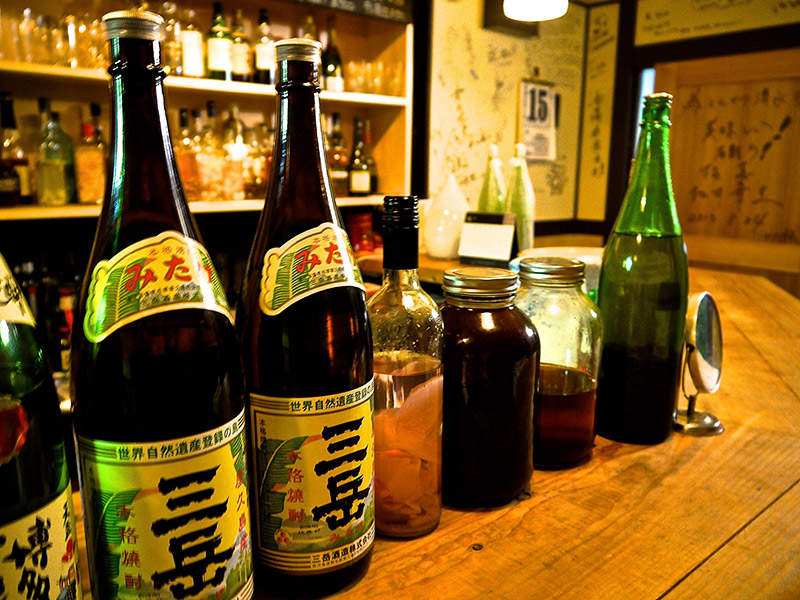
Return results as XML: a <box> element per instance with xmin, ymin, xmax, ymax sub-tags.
<box><xmin>441</xmin><ymin>267</ymin><xmax>538</xmax><ymax>508</ymax></box>
<box><xmin>515</xmin><ymin>257</ymin><xmax>603</xmax><ymax>468</ymax></box>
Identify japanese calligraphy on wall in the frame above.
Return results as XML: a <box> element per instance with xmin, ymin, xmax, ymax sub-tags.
<box><xmin>576</xmin><ymin>2</ymin><xmax>619</xmax><ymax>221</ymax></box>
<box><xmin>636</xmin><ymin>0</ymin><xmax>800</xmax><ymax>46</ymax></box>
<box><xmin>669</xmin><ymin>74</ymin><xmax>800</xmax><ymax>245</ymax></box>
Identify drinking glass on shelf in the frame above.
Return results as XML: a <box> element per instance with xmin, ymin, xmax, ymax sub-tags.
<box><xmin>59</xmin><ymin>14</ymin><xmax>79</xmax><ymax>68</ymax></box>
<box><xmin>369</xmin><ymin>60</ymin><xmax>383</xmax><ymax>94</ymax></box>
<box><xmin>18</xmin><ymin>8</ymin><xmax>35</xmax><ymax>63</ymax></box>
<box><xmin>346</xmin><ymin>60</ymin><xmax>366</xmax><ymax>93</ymax></box>
<box><xmin>384</xmin><ymin>63</ymin><xmax>403</xmax><ymax>96</ymax></box>
<box><xmin>0</xmin><ymin>9</ymin><xmax>22</xmax><ymax>61</ymax></box>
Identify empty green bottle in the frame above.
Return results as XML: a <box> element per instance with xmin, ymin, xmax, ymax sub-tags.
<box><xmin>595</xmin><ymin>93</ymin><xmax>689</xmax><ymax>445</ymax></box>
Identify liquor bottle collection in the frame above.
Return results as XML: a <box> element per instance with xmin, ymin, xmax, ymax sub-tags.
<box><xmin>0</xmin><ymin>9</ymin><xmax>692</xmax><ymax>600</ymax></box>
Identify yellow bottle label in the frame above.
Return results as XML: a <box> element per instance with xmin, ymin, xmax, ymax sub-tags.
<box><xmin>77</xmin><ymin>413</ymin><xmax>253</xmax><ymax>600</ymax></box>
<box><xmin>83</xmin><ymin>231</ymin><xmax>232</xmax><ymax>343</ymax></box>
<box><xmin>0</xmin><ymin>485</ymin><xmax>84</xmax><ymax>600</ymax></box>
<box><xmin>250</xmin><ymin>379</ymin><xmax>375</xmax><ymax>573</ymax></box>
<box><xmin>0</xmin><ymin>253</ymin><xmax>35</xmax><ymax>327</ymax></box>
<box><xmin>258</xmin><ymin>223</ymin><xmax>364</xmax><ymax>316</ymax></box>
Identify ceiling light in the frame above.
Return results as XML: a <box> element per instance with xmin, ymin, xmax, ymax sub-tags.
<box><xmin>503</xmin><ymin>0</ymin><xmax>568</xmax><ymax>22</ymax></box>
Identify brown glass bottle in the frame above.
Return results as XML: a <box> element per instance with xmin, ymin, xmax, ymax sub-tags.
<box><xmin>236</xmin><ymin>39</ymin><xmax>374</xmax><ymax>597</ymax></box>
<box><xmin>71</xmin><ymin>12</ymin><xmax>253</xmax><ymax>600</ymax></box>
<box><xmin>441</xmin><ymin>267</ymin><xmax>538</xmax><ymax>508</ymax></box>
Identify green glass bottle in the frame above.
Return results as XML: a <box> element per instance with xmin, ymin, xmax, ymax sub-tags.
<box><xmin>206</xmin><ymin>1</ymin><xmax>233</xmax><ymax>81</ymax></box>
<box><xmin>595</xmin><ymin>92</ymin><xmax>689</xmax><ymax>445</ymax></box>
<box><xmin>0</xmin><ymin>252</ymin><xmax>83</xmax><ymax>599</ymax></box>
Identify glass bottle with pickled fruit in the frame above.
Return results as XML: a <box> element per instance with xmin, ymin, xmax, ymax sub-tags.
<box><xmin>368</xmin><ymin>195</ymin><xmax>443</xmax><ymax>538</ymax></box>
<box><xmin>237</xmin><ymin>38</ymin><xmax>374</xmax><ymax>597</ymax></box>
<box><xmin>71</xmin><ymin>12</ymin><xmax>253</xmax><ymax>600</ymax></box>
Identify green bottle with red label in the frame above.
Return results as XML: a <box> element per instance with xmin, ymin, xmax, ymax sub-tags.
<box><xmin>0</xmin><ymin>252</ymin><xmax>83</xmax><ymax>600</ymax></box>
<box><xmin>236</xmin><ymin>38</ymin><xmax>374</xmax><ymax>597</ymax></box>
<box><xmin>71</xmin><ymin>11</ymin><xmax>253</xmax><ymax>600</ymax></box>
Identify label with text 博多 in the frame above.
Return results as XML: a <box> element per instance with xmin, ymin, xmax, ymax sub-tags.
<box><xmin>83</xmin><ymin>231</ymin><xmax>232</xmax><ymax>343</ymax></box>
<box><xmin>0</xmin><ymin>485</ymin><xmax>84</xmax><ymax>600</ymax></box>
<box><xmin>258</xmin><ymin>223</ymin><xmax>364</xmax><ymax>316</ymax></box>
<box><xmin>0</xmin><ymin>253</ymin><xmax>35</xmax><ymax>327</ymax></box>
<box><xmin>250</xmin><ymin>379</ymin><xmax>375</xmax><ymax>573</ymax></box>
<box><xmin>76</xmin><ymin>412</ymin><xmax>253</xmax><ymax>600</ymax></box>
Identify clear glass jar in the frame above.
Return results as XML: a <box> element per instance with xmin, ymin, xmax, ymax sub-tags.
<box><xmin>441</xmin><ymin>267</ymin><xmax>538</xmax><ymax>507</ymax></box>
<box><xmin>515</xmin><ymin>257</ymin><xmax>603</xmax><ymax>468</ymax></box>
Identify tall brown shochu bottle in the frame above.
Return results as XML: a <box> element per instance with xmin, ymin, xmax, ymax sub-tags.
<box><xmin>71</xmin><ymin>12</ymin><xmax>253</xmax><ymax>600</ymax></box>
<box><xmin>236</xmin><ymin>39</ymin><xmax>374</xmax><ymax>596</ymax></box>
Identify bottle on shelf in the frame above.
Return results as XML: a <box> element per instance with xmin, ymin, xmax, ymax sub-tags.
<box><xmin>206</xmin><ymin>1</ymin><xmax>233</xmax><ymax>81</ymax></box>
<box><xmin>180</xmin><ymin>7</ymin><xmax>205</xmax><ymax>77</ymax></box>
<box><xmin>363</xmin><ymin>118</ymin><xmax>378</xmax><ymax>194</ymax></box>
<box><xmin>594</xmin><ymin>93</ymin><xmax>689</xmax><ymax>445</ymax></box>
<box><xmin>0</xmin><ymin>158</ymin><xmax>20</xmax><ymax>206</ymax></box>
<box><xmin>197</xmin><ymin>100</ymin><xmax>225</xmax><ymax>200</ymax></box>
<box><xmin>89</xmin><ymin>102</ymin><xmax>108</xmax><ymax>161</ymax></box>
<box><xmin>231</xmin><ymin>8</ymin><xmax>252</xmax><ymax>82</ymax></box>
<box><xmin>322</xmin><ymin>15</ymin><xmax>344</xmax><ymax>92</ymax></box>
<box><xmin>74</xmin><ymin>121</ymin><xmax>106</xmax><ymax>204</ymax></box>
<box><xmin>368</xmin><ymin>195</ymin><xmax>443</xmax><ymax>538</ymax></box>
<box><xmin>221</xmin><ymin>102</ymin><xmax>247</xmax><ymax>200</ymax></box>
<box><xmin>326</xmin><ymin>111</ymin><xmax>349</xmax><ymax>198</ymax></box>
<box><xmin>36</xmin><ymin>101</ymin><xmax>77</xmax><ymax>206</ymax></box>
<box><xmin>0</xmin><ymin>92</ymin><xmax>33</xmax><ymax>205</ymax></box>
<box><xmin>253</xmin><ymin>8</ymin><xmax>274</xmax><ymax>85</ymax></box>
<box><xmin>505</xmin><ymin>142</ymin><xmax>535</xmax><ymax>251</ymax></box>
<box><xmin>160</xmin><ymin>1</ymin><xmax>183</xmax><ymax>76</ymax></box>
<box><xmin>301</xmin><ymin>13</ymin><xmax>318</xmax><ymax>40</ymax></box>
<box><xmin>0</xmin><ymin>252</ymin><xmax>84</xmax><ymax>600</ymax></box>
<box><xmin>174</xmin><ymin>107</ymin><xmax>202</xmax><ymax>202</ymax></box>
<box><xmin>71</xmin><ymin>11</ymin><xmax>253</xmax><ymax>599</ymax></box>
<box><xmin>236</xmin><ymin>38</ymin><xmax>374</xmax><ymax>596</ymax></box>
<box><xmin>348</xmin><ymin>116</ymin><xmax>371</xmax><ymax>197</ymax></box>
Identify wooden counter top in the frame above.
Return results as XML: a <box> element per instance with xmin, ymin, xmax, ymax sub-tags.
<box><xmin>74</xmin><ymin>267</ymin><xmax>800</xmax><ymax>599</ymax></box>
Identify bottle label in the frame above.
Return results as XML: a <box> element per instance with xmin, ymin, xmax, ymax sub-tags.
<box><xmin>0</xmin><ymin>485</ymin><xmax>84</xmax><ymax>600</ymax></box>
<box><xmin>0</xmin><ymin>253</ymin><xmax>35</xmax><ymax>327</ymax></box>
<box><xmin>349</xmin><ymin>171</ymin><xmax>371</xmax><ymax>194</ymax></box>
<box><xmin>77</xmin><ymin>413</ymin><xmax>253</xmax><ymax>600</ymax></box>
<box><xmin>258</xmin><ymin>223</ymin><xmax>365</xmax><ymax>316</ymax></box>
<box><xmin>207</xmin><ymin>38</ymin><xmax>233</xmax><ymax>72</ymax></box>
<box><xmin>254</xmin><ymin>43</ymin><xmax>273</xmax><ymax>71</ymax></box>
<box><xmin>181</xmin><ymin>30</ymin><xmax>205</xmax><ymax>77</ymax></box>
<box><xmin>14</xmin><ymin>164</ymin><xmax>32</xmax><ymax>197</ymax></box>
<box><xmin>249</xmin><ymin>379</ymin><xmax>375</xmax><ymax>573</ymax></box>
<box><xmin>83</xmin><ymin>231</ymin><xmax>232</xmax><ymax>344</ymax></box>
<box><xmin>231</xmin><ymin>43</ymin><xmax>250</xmax><ymax>76</ymax></box>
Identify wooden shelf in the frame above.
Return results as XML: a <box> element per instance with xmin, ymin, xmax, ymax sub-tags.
<box><xmin>0</xmin><ymin>60</ymin><xmax>408</xmax><ymax>107</ymax></box>
<box><xmin>0</xmin><ymin>196</ymin><xmax>385</xmax><ymax>221</ymax></box>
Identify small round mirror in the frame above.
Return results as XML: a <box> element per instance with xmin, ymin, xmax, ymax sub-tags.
<box><xmin>674</xmin><ymin>292</ymin><xmax>724</xmax><ymax>436</ymax></box>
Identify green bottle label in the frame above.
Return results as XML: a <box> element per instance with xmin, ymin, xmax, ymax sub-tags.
<box><xmin>0</xmin><ymin>254</ymin><xmax>35</xmax><ymax>328</ymax></box>
<box><xmin>258</xmin><ymin>223</ymin><xmax>364</xmax><ymax>316</ymax></box>
<box><xmin>83</xmin><ymin>231</ymin><xmax>232</xmax><ymax>343</ymax></box>
<box><xmin>77</xmin><ymin>412</ymin><xmax>253</xmax><ymax>600</ymax></box>
<box><xmin>249</xmin><ymin>379</ymin><xmax>375</xmax><ymax>573</ymax></box>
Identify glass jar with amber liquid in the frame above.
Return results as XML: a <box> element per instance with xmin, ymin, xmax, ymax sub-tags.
<box><xmin>515</xmin><ymin>257</ymin><xmax>603</xmax><ymax>468</ymax></box>
<box><xmin>441</xmin><ymin>267</ymin><xmax>538</xmax><ymax>507</ymax></box>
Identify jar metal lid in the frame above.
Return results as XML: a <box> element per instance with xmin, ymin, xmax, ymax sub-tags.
<box><xmin>443</xmin><ymin>266</ymin><xmax>519</xmax><ymax>298</ymax></box>
<box><xmin>518</xmin><ymin>257</ymin><xmax>585</xmax><ymax>284</ymax></box>
<box><xmin>102</xmin><ymin>10</ymin><xmax>165</xmax><ymax>41</ymax></box>
<box><xmin>274</xmin><ymin>38</ymin><xmax>322</xmax><ymax>63</ymax></box>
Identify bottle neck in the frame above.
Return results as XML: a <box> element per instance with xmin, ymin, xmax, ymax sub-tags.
<box><xmin>270</xmin><ymin>58</ymin><xmax>332</xmax><ymax>215</ymax></box>
<box><xmin>382</xmin><ymin>268</ymin><xmax>421</xmax><ymax>289</ymax></box>
<box><xmin>614</xmin><ymin>115</ymin><xmax>681</xmax><ymax>237</ymax></box>
<box><xmin>382</xmin><ymin>225</ymin><xmax>418</xmax><ymax>270</ymax></box>
<box><xmin>105</xmin><ymin>36</ymin><xmax>189</xmax><ymax>225</ymax></box>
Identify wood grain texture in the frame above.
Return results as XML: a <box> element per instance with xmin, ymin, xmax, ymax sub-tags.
<box><xmin>74</xmin><ymin>268</ymin><xmax>800</xmax><ymax>599</ymax></box>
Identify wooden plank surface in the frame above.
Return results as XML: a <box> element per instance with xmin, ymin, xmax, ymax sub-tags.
<box><xmin>72</xmin><ymin>267</ymin><xmax>800</xmax><ymax>599</ymax></box>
